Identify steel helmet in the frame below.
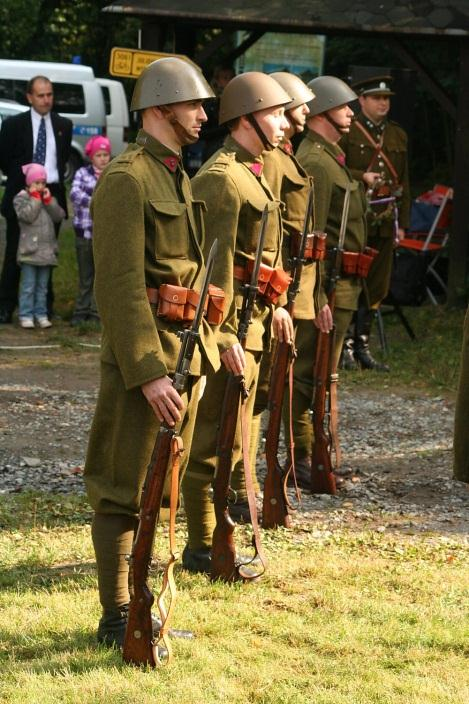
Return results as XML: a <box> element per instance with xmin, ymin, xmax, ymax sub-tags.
<box><xmin>218</xmin><ymin>72</ymin><xmax>291</xmax><ymax>125</ymax></box>
<box><xmin>270</xmin><ymin>72</ymin><xmax>315</xmax><ymax>110</ymax></box>
<box><xmin>306</xmin><ymin>76</ymin><xmax>357</xmax><ymax>116</ymax></box>
<box><xmin>130</xmin><ymin>57</ymin><xmax>214</xmax><ymax>111</ymax></box>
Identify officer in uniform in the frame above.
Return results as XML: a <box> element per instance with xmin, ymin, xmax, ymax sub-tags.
<box><xmin>181</xmin><ymin>72</ymin><xmax>294</xmax><ymax>571</ymax></box>
<box><xmin>454</xmin><ymin>305</ymin><xmax>469</xmax><ymax>483</ymax></box>
<box><xmin>83</xmin><ymin>58</ymin><xmax>220</xmax><ymax>647</ymax></box>
<box><xmin>253</xmin><ymin>72</ymin><xmax>319</xmax><ymax>488</ymax></box>
<box><xmin>339</xmin><ymin>75</ymin><xmax>410</xmax><ymax>371</ymax></box>
<box><xmin>293</xmin><ymin>76</ymin><xmax>367</xmax><ymax>485</ymax></box>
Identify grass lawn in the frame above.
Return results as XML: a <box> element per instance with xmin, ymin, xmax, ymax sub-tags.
<box><xmin>0</xmin><ymin>495</ymin><xmax>468</xmax><ymax>704</ymax></box>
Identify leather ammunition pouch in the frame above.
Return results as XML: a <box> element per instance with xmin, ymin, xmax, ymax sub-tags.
<box><xmin>146</xmin><ymin>283</ymin><xmax>226</xmax><ymax>324</ymax></box>
<box><xmin>206</xmin><ymin>284</ymin><xmax>225</xmax><ymax>325</ymax></box>
<box><xmin>290</xmin><ymin>231</ymin><xmax>327</xmax><ymax>261</ymax></box>
<box><xmin>340</xmin><ymin>247</ymin><xmax>379</xmax><ymax>278</ymax></box>
<box><xmin>234</xmin><ymin>261</ymin><xmax>292</xmax><ymax>305</ymax></box>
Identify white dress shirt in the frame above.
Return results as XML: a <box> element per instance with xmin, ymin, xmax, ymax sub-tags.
<box><xmin>31</xmin><ymin>107</ymin><xmax>59</xmax><ymax>184</ymax></box>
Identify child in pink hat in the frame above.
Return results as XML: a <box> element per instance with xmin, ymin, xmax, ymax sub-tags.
<box><xmin>69</xmin><ymin>135</ymin><xmax>112</xmax><ymax>325</ymax></box>
<box><xmin>14</xmin><ymin>163</ymin><xmax>65</xmax><ymax>328</ymax></box>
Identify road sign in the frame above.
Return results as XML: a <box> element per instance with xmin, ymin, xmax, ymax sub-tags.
<box><xmin>109</xmin><ymin>47</ymin><xmax>195</xmax><ymax>78</ymax></box>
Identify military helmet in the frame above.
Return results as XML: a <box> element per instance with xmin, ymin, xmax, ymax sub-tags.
<box><xmin>130</xmin><ymin>57</ymin><xmax>214</xmax><ymax>111</ymax></box>
<box><xmin>218</xmin><ymin>71</ymin><xmax>291</xmax><ymax>125</ymax></box>
<box><xmin>306</xmin><ymin>76</ymin><xmax>357</xmax><ymax>116</ymax></box>
<box><xmin>269</xmin><ymin>72</ymin><xmax>315</xmax><ymax>110</ymax></box>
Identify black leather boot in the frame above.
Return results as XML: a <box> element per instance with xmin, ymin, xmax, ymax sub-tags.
<box><xmin>340</xmin><ymin>337</ymin><xmax>358</xmax><ymax>370</ymax></box>
<box><xmin>354</xmin><ymin>307</ymin><xmax>389</xmax><ymax>372</ymax></box>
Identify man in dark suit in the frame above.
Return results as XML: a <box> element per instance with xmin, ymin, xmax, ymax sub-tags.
<box><xmin>0</xmin><ymin>75</ymin><xmax>73</xmax><ymax>323</ymax></box>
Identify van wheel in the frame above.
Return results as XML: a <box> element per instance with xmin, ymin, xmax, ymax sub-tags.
<box><xmin>65</xmin><ymin>151</ymin><xmax>83</xmax><ymax>183</ymax></box>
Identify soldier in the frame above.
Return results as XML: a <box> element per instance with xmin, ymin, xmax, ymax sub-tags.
<box><xmin>252</xmin><ymin>72</ymin><xmax>319</xmax><ymax>488</ymax></box>
<box><xmin>293</xmin><ymin>75</ymin><xmax>367</xmax><ymax>486</ymax></box>
<box><xmin>83</xmin><ymin>57</ymin><xmax>220</xmax><ymax>648</ymax></box>
<box><xmin>181</xmin><ymin>72</ymin><xmax>294</xmax><ymax>571</ymax></box>
<box><xmin>454</xmin><ymin>305</ymin><xmax>469</xmax><ymax>483</ymax></box>
<box><xmin>339</xmin><ymin>75</ymin><xmax>411</xmax><ymax>371</ymax></box>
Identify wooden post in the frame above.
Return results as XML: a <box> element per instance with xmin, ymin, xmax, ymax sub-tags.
<box><xmin>448</xmin><ymin>39</ymin><xmax>469</xmax><ymax>307</ymax></box>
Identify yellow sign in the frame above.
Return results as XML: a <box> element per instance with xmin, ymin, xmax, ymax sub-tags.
<box><xmin>109</xmin><ymin>47</ymin><xmax>195</xmax><ymax>78</ymax></box>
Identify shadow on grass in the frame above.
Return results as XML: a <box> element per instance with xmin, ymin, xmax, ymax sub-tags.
<box><xmin>0</xmin><ymin>493</ymin><xmax>93</xmax><ymax>531</ymax></box>
<box><xmin>0</xmin><ymin>560</ymin><xmax>96</xmax><ymax>591</ymax></box>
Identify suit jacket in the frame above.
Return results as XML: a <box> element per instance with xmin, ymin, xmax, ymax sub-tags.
<box><xmin>0</xmin><ymin>109</ymin><xmax>73</xmax><ymax>218</ymax></box>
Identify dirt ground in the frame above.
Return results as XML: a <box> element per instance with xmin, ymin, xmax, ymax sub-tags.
<box><xmin>0</xmin><ymin>322</ymin><xmax>468</xmax><ymax>541</ymax></box>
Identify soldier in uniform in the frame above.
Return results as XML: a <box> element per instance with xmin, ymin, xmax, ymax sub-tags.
<box><xmin>83</xmin><ymin>58</ymin><xmax>220</xmax><ymax>647</ymax></box>
<box><xmin>454</xmin><ymin>305</ymin><xmax>469</xmax><ymax>483</ymax></box>
<box><xmin>339</xmin><ymin>75</ymin><xmax>410</xmax><ymax>371</ymax></box>
<box><xmin>293</xmin><ymin>76</ymin><xmax>367</xmax><ymax>485</ymax></box>
<box><xmin>181</xmin><ymin>72</ymin><xmax>294</xmax><ymax>571</ymax></box>
<box><xmin>252</xmin><ymin>72</ymin><xmax>319</xmax><ymax>489</ymax></box>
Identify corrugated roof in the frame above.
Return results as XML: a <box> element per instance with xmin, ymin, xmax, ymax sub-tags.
<box><xmin>103</xmin><ymin>1</ymin><xmax>469</xmax><ymax>36</ymax></box>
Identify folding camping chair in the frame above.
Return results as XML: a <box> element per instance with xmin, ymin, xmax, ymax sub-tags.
<box><xmin>398</xmin><ymin>184</ymin><xmax>452</xmax><ymax>305</ymax></box>
<box><xmin>376</xmin><ymin>184</ymin><xmax>452</xmax><ymax>352</ymax></box>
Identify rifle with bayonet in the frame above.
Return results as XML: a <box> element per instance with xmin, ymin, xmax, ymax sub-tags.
<box><xmin>123</xmin><ymin>240</ymin><xmax>218</xmax><ymax>667</ymax></box>
<box><xmin>310</xmin><ymin>185</ymin><xmax>351</xmax><ymax>495</ymax></box>
<box><xmin>210</xmin><ymin>207</ymin><xmax>269</xmax><ymax>582</ymax></box>
<box><xmin>262</xmin><ymin>186</ymin><xmax>315</xmax><ymax>529</ymax></box>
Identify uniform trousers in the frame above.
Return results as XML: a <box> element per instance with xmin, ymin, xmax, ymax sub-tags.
<box><xmin>182</xmin><ymin>349</ymin><xmax>261</xmax><ymax>550</ymax></box>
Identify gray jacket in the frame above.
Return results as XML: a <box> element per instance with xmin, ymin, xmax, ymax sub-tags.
<box><xmin>14</xmin><ymin>190</ymin><xmax>64</xmax><ymax>266</ymax></box>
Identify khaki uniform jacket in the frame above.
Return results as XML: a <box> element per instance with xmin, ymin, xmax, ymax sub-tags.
<box><xmin>84</xmin><ymin>130</ymin><xmax>219</xmax><ymax>514</ymax></box>
<box><xmin>340</xmin><ymin>114</ymin><xmax>410</xmax><ymax>235</ymax></box>
<box><xmin>296</xmin><ymin>129</ymin><xmax>367</xmax><ymax>311</ymax></box>
<box><xmin>91</xmin><ymin>130</ymin><xmax>219</xmax><ymax>385</ymax></box>
<box><xmin>263</xmin><ymin>142</ymin><xmax>319</xmax><ymax>320</ymax></box>
<box><xmin>192</xmin><ymin>135</ymin><xmax>284</xmax><ymax>353</ymax></box>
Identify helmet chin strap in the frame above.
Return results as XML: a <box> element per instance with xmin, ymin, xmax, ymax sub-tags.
<box><xmin>161</xmin><ymin>105</ymin><xmax>199</xmax><ymax>145</ymax></box>
<box><xmin>247</xmin><ymin>113</ymin><xmax>275</xmax><ymax>151</ymax></box>
<box><xmin>324</xmin><ymin>111</ymin><xmax>349</xmax><ymax>134</ymax></box>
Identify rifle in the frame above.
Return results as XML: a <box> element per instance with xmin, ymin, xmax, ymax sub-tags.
<box><xmin>310</xmin><ymin>185</ymin><xmax>351</xmax><ymax>495</ymax></box>
<box><xmin>123</xmin><ymin>239</ymin><xmax>218</xmax><ymax>667</ymax></box>
<box><xmin>211</xmin><ymin>207</ymin><xmax>269</xmax><ymax>582</ymax></box>
<box><xmin>262</xmin><ymin>186</ymin><xmax>315</xmax><ymax>529</ymax></box>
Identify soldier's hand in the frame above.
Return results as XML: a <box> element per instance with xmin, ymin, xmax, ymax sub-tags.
<box><xmin>363</xmin><ymin>172</ymin><xmax>381</xmax><ymax>187</ymax></box>
<box><xmin>314</xmin><ymin>304</ymin><xmax>333</xmax><ymax>333</ymax></box>
<box><xmin>221</xmin><ymin>343</ymin><xmax>246</xmax><ymax>375</ymax></box>
<box><xmin>273</xmin><ymin>307</ymin><xmax>294</xmax><ymax>344</ymax></box>
<box><xmin>141</xmin><ymin>376</ymin><xmax>184</xmax><ymax>426</ymax></box>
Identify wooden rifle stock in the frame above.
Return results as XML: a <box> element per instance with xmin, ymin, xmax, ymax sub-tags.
<box><xmin>210</xmin><ymin>208</ymin><xmax>269</xmax><ymax>582</ymax></box>
<box><xmin>123</xmin><ymin>428</ymin><xmax>175</xmax><ymax>666</ymax></box>
<box><xmin>310</xmin><ymin>184</ymin><xmax>351</xmax><ymax>494</ymax></box>
<box><xmin>211</xmin><ymin>374</ymin><xmax>246</xmax><ymax>581</ymax></box>
<box><xmin>262</xmin><ymin>186</ymin><xmax>315</xmax><ymax>528</ymax></box>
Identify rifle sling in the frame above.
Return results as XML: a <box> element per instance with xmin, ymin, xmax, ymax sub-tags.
<box><xmin>238</xmin><ymin>399</ymin><xmax>266</xmax><ymax>580</ymax></box>
<box><xmin>284</xmin><ymin>348</ymin><xmax>301</xmax><ymax>509</ymax></box>
<box><xmin>354</xmin><ymin>120</ymin><xmax>399</xmax><ymax>185</ymax></box>
<box><xmin>152</xmin><ymin>434</ymin><xmax>184</xmax><ymax>665</ymax></box>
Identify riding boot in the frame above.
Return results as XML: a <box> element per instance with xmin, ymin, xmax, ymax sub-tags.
<box><xmin>354</xmin><ymin>307</ymin><xmax>390</xmax><ymax>372</ymax></box>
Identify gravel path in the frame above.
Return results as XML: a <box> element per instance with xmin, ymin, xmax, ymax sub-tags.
<box><xmin>1</xmin><ymin>364</ymin><xmax>467</xmax><ymax>540</ymax></box>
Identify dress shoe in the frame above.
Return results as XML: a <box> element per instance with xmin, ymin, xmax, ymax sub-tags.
<box><xmin>354</xmin><ymin>335</ymin><xmax>390</xmax><ymax>372</ymax></box>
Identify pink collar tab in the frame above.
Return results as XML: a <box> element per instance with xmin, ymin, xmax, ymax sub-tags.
<box><xmin>336</xmin><ymin>153</ymin><xmax>346</xmax><ymax>166</ymax></box>
<box><xmin>250</xmin><ymin>162</ymin><xmax>263</xmax><ymax>177</ymax></box>
<box><xmin>283</xmin><ymin>142</ymin><xmax>293</xmax><ymax>155</ymax></box>
<box><xmin>163</xmin><ymin>156</ymin><xmax>179</xmax><ymax>172</ymax></box>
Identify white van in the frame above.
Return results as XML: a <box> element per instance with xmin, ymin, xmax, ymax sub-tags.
<box><xmin>97</xmin><ymin>77</ymin><xmax>129</xmax><ymax>157</ymax></box>
<box><xmin>0</xmin><ymin>59</ymin><xmax>106</xmax><ymax>179</ymax></box>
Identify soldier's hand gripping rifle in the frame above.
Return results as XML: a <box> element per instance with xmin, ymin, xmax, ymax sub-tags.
<box><xmin>123</xmin><ymin>240</ymin><xmax>218</xmax><ymax>667</ymax></box>
<box><xmin>310</xmin><ymin>185</ymin><xmax>351</xmax><ymax>495</ymax></box>
<box><xmin>211</xmin><ymin>207</ymin><xmax>269</xmax><ymax>582</ymax></box>
<box><xmin>262</xmin><ymin>186</ymin><xmax>315</xmax><ymax>529</ymax></box>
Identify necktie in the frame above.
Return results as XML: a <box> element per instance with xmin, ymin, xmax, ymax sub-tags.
<box><xmin>33</xmin><ymin>117</ymin><xmax>46</xmax><ymax>165</ymax></box>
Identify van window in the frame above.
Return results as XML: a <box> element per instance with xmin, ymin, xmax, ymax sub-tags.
<box><xmin>100</xmin><ymin>86</ymin><xmax>111</xmax><ymax>116</ymax></box>
<box><xmin>0</xmin><ymin>78</ymin><xmax>85</xmax><ymax>114</ymax></box>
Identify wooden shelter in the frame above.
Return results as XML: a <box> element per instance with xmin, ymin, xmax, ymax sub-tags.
<box><xmin>104</xmin><ymin>1</ymin><xmax>469</xmax><ymax>305</ymax></box>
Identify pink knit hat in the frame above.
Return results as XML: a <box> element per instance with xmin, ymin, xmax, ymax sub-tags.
<box><xmin>22</xmin><ymin>163</ymin><xmax>47</xmax><ymax>186</ymax></box>
<box><xmin>85</xmin><ymin>135</ymin><xmax>111</xmax><ymax>159</ymax></box>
